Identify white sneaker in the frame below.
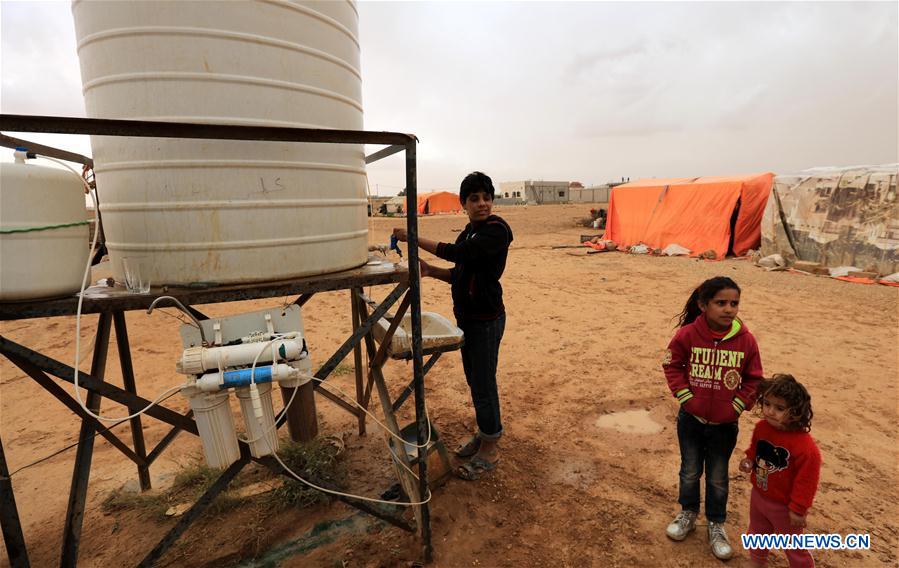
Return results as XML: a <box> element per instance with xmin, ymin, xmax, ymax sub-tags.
<box><xmin>708</xmin><ymin>522</ymin><xmax>734</xmax><ymax>560</ymax></box>
<box><xmin>665</xmin><ymin>510</ymin><xmax>697</xmax><ymax>541</ymax></box>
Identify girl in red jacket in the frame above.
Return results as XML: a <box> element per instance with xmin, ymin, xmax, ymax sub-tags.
<box><xmin>740</xmin><ymin>374</ymin><xmax>821</xmax><ymax>567</ymax></box>
<box><xmin>663</xmin><ymin>276</ymin><xmax>764</xmax><ymax>561</ymax></box>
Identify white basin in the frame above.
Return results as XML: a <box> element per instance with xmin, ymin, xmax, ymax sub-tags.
<box><xmin>373</xmin><ymin>312</ymin><xmax>463</xmax><ymax>356</ymax></box>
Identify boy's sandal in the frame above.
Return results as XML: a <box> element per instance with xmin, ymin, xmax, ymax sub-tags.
<box><xmin>455</xmin><ymin>435</ymin><xmax>481</xmax><ymax>458</ymax></box>
<box><xmin>455</xmin><ymin>456</ymin><xmax>498</xmax><ymax>481</ymax></box>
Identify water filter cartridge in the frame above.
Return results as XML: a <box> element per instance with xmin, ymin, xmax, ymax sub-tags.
<box><xmin>184</xmin><ymin>387</ymin><xmax>240</xmax><ymax>469</ymax></box>
<box><xmin>236</xmin><ymin>383</ymin><xmax>278</xmax><ymax>458</ymax></box>
<box><xmin>178</xmin><ymin>339</ymin><xmax>305</xmax><ymax>375</ymax></box>
<box><xmin>195</xmin><ymin>363</ymin><xmax>299</xmax><ymax>391</ymax></box>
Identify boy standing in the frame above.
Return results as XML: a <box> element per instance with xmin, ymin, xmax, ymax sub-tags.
<box><xmin>392</xmin><ymin>171</ymin><xmax>513</xmax><ymax>480</ymax></box>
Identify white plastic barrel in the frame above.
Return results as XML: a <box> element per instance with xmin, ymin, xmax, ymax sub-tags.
<box><xmin>71</xmin><ymin>0</ymin><xmax>368</xmax><ymax>286</ymax></box>
<box><xmin>0</xmin><ymin>155</ymin><xmax>90</xmax><ymax>300</ymax></box>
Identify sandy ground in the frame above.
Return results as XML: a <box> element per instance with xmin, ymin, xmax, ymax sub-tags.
<box><xmin>1</xmin><ymin>204</ymin><xmax>897</xmax><ymax>567</ymax></box>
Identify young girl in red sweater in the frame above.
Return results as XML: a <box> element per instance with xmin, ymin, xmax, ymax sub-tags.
<box><xmin>740</xmin><ymin>374</ymin><xmax>821</xmax><ymax>567</ymax></box>
<box><xmin>663</xmin><ymin>276</ymin><xmax>764</xmax><ymax>561</ymax></box>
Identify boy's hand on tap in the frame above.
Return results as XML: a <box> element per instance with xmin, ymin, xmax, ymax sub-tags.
<box><xmin>739</xmin><ymin>458</ymin><xmax>753</xmax><ymax>473</ymax></box>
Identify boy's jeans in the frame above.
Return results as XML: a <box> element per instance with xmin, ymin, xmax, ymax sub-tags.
<box><xmin>458</xmin><ymin>313</ymin><xmax>505</xmax><ymax>440</ymax></box>
<box><xmin>676</xmin><ymin>408</ymin><xmax>738</xmax><ymax>522</ymax></box>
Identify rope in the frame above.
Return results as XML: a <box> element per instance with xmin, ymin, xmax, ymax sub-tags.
<box><xmin>0</xmin><ymin>220</ymin><xmax>90</xmax><ymax>234</ymax></box>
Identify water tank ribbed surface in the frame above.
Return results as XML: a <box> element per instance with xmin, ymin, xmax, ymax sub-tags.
<box><xmin>0</xmin><ymin>161</ymin><xmax>90</xmax><ymax>300</ymax></box>
<box><xmin>72</xmin><ymin>0</ymin><xmax>368</xmax><ymax>286</ymax></box>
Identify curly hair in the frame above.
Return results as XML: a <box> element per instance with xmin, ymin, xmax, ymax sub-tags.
<box><xmin>756</xmin><ymin>374</ymin><xmax>813</xmax><ymax>432</ymax></box>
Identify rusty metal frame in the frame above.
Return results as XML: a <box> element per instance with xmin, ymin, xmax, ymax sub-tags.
<box><xmin>0</xmin><ymin>114</ymin><xmax>431</xmax><ymax>566</ymax></box>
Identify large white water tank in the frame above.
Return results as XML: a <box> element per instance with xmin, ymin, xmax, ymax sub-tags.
<box><xmin>72</xmin><ymin>0</ymin><xmax>368</xmax><ymax>286</ymax></box>
<box><xmin>0</xmin><ymin>156</ymin><xmax>90</xmax><ymax>300</ymax></box>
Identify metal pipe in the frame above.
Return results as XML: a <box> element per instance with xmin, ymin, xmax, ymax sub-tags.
<box><xmin>0</xmin><ymin>133</ymin><xmax>93</xmax><ymax>167</ymax></box>
<box><xmin>147</xmin><ymin>296</ymin><xmax>208</xmax><ymax>346</ymax></box>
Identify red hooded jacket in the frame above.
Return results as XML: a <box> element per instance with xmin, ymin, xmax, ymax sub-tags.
<box><xmin>663</xmin><ymin>315</ymin><xmax>763</xmax><ymax>424</ymax></box>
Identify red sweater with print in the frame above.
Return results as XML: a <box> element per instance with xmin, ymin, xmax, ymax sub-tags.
<box><xmin>663</xmin><ymin>315</ymin><xmax>763</xmax><ymax>423</ymax></box>
<box><xmin>745</xmin><ymin>420</ymin><xmax>822</xmax><ymax>515</ymax></box>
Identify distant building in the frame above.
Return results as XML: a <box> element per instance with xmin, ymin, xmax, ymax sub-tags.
<box><xmin>499</xmin><ymin>180</ymin><xmax>569</xmax><ymax>204</ymax></box>
<box><xmin>568</xmin><ymin>184</ymin><xmax>611</xmax><ymax>204</ymax></box>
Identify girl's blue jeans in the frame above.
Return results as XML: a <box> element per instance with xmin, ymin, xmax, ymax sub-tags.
<box><xmin>676</xmin><ymin>407</ymin><xmax>738</xmax><ymax>523</ymax></box>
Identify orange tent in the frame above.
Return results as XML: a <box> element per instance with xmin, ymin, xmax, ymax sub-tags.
<box><xmin>417</xmin><ymin>191</ymin><xmax>462</xmax><ymax>215</ymax></box>
<box><xmin>602</xmin><ymin>173</ymin><xmax>774</xmax><ymax>259</ymax></box>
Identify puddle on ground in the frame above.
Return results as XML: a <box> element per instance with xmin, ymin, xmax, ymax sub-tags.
<box><xmin>595</xmin><ymin>409</ymin><xmax>663</xmax><ymax>434</ymax></box>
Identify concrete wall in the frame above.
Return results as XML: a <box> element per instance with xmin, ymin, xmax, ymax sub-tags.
<box><xmin>500</xmin><ymin>180</ymin><xmax>569</xmax><ymax>204</ymax></box>
<box><xmin>568</xmin><ymin>185</ymin><xmax>611</xmax><ymax>204</ymax></box>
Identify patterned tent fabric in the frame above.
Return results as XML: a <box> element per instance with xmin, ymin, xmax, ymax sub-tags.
<box><xmin>761</xmin><ymin>164</ymin><xmax>899</xmax><ymax>275</ymax></box>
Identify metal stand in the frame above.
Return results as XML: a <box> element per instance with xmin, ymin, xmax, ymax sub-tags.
<box><xmin>0</xmin><ymin>115</ymin><xmax>433</xmax><ymax>566</ymax></box>
<box><xmin>352</xmin><ymin>289</ymin><xmax>457</xmax><ymax>512</ymax></box>
<box><xmin>0</xmin><ymin>436</ymin><xmax>30</xmax><ymax>567</ymax></box>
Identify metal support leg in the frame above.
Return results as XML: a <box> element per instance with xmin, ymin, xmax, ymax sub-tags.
<box><xmin>112</xmin><ymin>312</ymin><xmax>151</xmax><ymax>491</ymax></box>
<box><xmin>138</xmin><ymin>455</ymin><xmax>249</xmax><ymax>567</ymax></box>
<box><xmin>0</xmin><ymin>435</ymin><xmax>30</xmax><ymax>568</ymax></box>
<box><xmin>60</xmin><ymin>312</ymin><xmax>111</xmax><ymax>568</ymax></box>
<box><xmin>392</xmin><ymin>353</ymin><xmax>442</xmax><ymax>413</ymax></box>
<box><xmin>351</xmin><ymin>287</ymin><xmax>366</xmax><ymax>435</ymax></box>
<box><xmin>404</xmin><ymin>140</ymin><xmax>433</xmax><ymax>562</ymax></box>
<box><xmin>354</xmin><ymin>294</ymin><xmax>422</xmax><ymax>529</ymax></box>
<box><xmin>280</xmin><ymin>382</ymin><xmax>318</xmax><ymax>442</ymax></box>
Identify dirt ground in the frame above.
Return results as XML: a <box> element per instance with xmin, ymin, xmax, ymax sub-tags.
<box><xmin>2</xmin><ymin>203</ymin><xmax>897</xmax><ymax>567</ymax></box>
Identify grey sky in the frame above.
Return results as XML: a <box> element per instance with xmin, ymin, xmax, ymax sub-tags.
<box><xmin>2</xmin><ymin>1</ymin><xmax>896</xmax><ymax>195</ymax></box>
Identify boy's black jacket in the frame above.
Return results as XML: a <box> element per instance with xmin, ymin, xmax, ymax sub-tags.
<box><xmin>435</xmin><ymin>215</ymin><xmax>513</xmax><ymax>322</ymax></box>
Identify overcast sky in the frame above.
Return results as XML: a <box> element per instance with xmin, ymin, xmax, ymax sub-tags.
<box><xmin>2</xmin><ymin>1</ymin><xmax>896</xmax><ymax>195</ymax></box>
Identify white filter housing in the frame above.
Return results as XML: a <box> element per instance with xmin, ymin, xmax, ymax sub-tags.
<box><xmin>72</xmin><ymin>0</ymin><xmax>368</xmax><ymax>286</ymax></box>
<box><xmin>0</xmin><ymin>159</ymin><xmax>90</xmax><ymax>300</ymax></box>
<box><xmin>178</xmin><ymin>338</ymin><xmax>305</xmax><ymax>375</ymax></box>
<box><xmin>186</xmin><ymin>389</ymin><xmax>240</xmax><ymax>469</ymax></box>
<box><xmin>236</xmin><ymin>383</ymin><xmax>279</xmax><ymax>458</ymax></box>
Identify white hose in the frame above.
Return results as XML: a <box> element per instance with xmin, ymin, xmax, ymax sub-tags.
<box><xmin>38</xmin><ymin>156</ymin><xmax>184</xmax><ymax>423</ymax></box>
<box><xmin>246</xmin><ymin>339</ymin><xmax>433</xmax><ymax>506</ymax></box>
